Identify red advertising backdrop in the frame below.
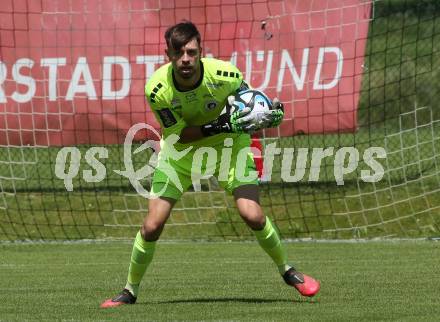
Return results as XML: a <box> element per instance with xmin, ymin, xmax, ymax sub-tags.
<box><xmin>0</xmin><ymin>0</ymin><xmax>371</xmax><ymax>146</ymax></box>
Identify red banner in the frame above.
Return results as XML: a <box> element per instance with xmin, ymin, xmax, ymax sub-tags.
<box><xmin>0</xmin><ymin>0</ymin><xmax>371</xmax><ymax>146</ymax></box>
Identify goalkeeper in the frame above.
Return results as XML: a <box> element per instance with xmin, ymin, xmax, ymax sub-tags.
<box><xmin>101</xmin><ymin>21</ymin><xmax>320</xmax><ymax>308</ymax></box>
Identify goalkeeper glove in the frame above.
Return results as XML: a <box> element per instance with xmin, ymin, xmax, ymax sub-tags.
<box><xmin>200</xmin><ymin>96</ymin><xmax>252</xmax><ymax>136</ymax></box>
<box><xmin>237</xmin><ymin>98</ymin><xmax>285</xmax><ymax>134</ymax></box>
<box><xmin>261</xmin><ymin>98</ymin><xmax>284</xmax><ymax>128</ymax></box>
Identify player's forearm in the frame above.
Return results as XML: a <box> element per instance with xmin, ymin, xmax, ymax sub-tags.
<box><xmin>178</xmin><ymin>118</ymin><xmax>230</xmax><ymax>143</ymax></box>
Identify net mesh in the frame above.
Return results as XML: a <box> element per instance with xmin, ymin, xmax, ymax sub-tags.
<box><xmin>0</xmin><ymin>0</ymin><xmax>439</xmax><ymax>241</ymax></box>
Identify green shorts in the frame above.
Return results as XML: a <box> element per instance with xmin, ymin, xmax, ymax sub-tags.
<box><xmin>151</xmin><ymin>134</ymin><xmax>259</xmax><ymax>200</ymax></box>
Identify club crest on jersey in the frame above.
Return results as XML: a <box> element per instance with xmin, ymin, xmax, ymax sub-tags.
<box><xmin>205</xmin><ymin>100</ymin><xmax>217</xmax><ymax>111</ymax></box>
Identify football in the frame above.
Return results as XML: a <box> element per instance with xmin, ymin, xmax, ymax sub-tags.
<box><xmin>232</xmin><ymin>89</ymin><xmax>273</xmax><ymax>123</ymax></box>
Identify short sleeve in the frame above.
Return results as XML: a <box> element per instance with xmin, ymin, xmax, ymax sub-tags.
<box><xmin>145</xmin><ymin>79</ymin><xmax>187</xmax><ymax>139</ymax></box>
<box><xmin>221</xmin><ymin>62</ymin><xmax>249</xmax><ymax>94</ymax></box>
<box><xmin>150</xmin><ymin>100</ymin><xmax>187</xmax><ymax>139</ymax></box>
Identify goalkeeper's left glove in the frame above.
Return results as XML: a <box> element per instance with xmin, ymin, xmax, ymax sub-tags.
<box><xmin>239</xmin><ymin>98</ymin><xmax>284</xmax><ymax>133</ymax></box>
<box><xmin>261</xmin><ymin>98</ymin><xmax>284</xmax><ymax>128</ymax></box>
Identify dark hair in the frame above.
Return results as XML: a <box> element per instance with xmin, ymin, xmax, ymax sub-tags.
<box><xmin>164</xmin><ymin>21</ymin><xmax>201</xmax><ymax>51</ymax></box>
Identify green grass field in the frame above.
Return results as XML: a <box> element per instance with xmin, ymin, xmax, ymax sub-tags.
<box><xmin>1</xmin><ymin>240</ymin><xmax>439</xmax><ymax>321</ymax></box>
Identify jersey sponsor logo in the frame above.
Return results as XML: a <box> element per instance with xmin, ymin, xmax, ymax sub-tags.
<box><xmin>157</xmin><ymin>108</ymin><xmax>177</xmax><ymax>128</ymax></box>
<box><xmin>171</xmin><ymin>98</ymin><xmax>182</xmax><ymax>110</ymax></box>
<box><xmin>185</xmin><ymin>91</ymin><xmax>198</xmax><ymax>103</ymax></box>
<box><xmin>171</xmin><ymin>98</ymin><xmax>181</xmax><ymax>106</ymax></box>
<box><xmin>206</xmin><ymin>82</ymin><xmax>224</xmax><ymax>89</ymax></box>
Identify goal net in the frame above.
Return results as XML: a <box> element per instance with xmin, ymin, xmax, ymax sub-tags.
<box><xmin>0</xmin><ymin>0</ymin><xmax>439</xmax><ymax>241</ymax></box>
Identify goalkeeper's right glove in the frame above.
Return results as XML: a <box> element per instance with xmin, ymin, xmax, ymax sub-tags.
<box><xmin>200</xmin><ymin>96</ymin><xmax>252</xmax><ymax>136</ymax></box>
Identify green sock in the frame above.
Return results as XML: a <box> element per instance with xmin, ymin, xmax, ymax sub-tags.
<box><xmin>254</xmin><ymin>217</ymin><xmax>291</xmax><ymax>275</ymax></box>
<box><xmin>125</xmin><ymin>231</ymin><xmax>156</xmax><ymax>297</ymax></box>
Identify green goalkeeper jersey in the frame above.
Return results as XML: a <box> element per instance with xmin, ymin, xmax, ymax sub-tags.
<box><xmin>145</xmin><ymin>57</ymin><xmax>249</xmax><ymax>150</ymax></box>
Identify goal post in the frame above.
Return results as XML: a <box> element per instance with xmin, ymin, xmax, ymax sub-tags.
<box><xmin>0</xmin><ymin>0</ymin><xmax>439</xmax><ymax>241</ymax></box>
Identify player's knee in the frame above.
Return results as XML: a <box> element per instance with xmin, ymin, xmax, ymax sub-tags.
<box><xmin>247</xmin><ymin>214</ymin><xmax>265</xmax><ymax>230</ymax></box>
<box><xmin>141</xmin><ymin>220</ymin><xmax>164</xmax><ymax>241</ymax></box>
<box><xmin>239</xmin><ymin>208</ymin><xmax>265</xmax><ymax>230</ymax></box>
